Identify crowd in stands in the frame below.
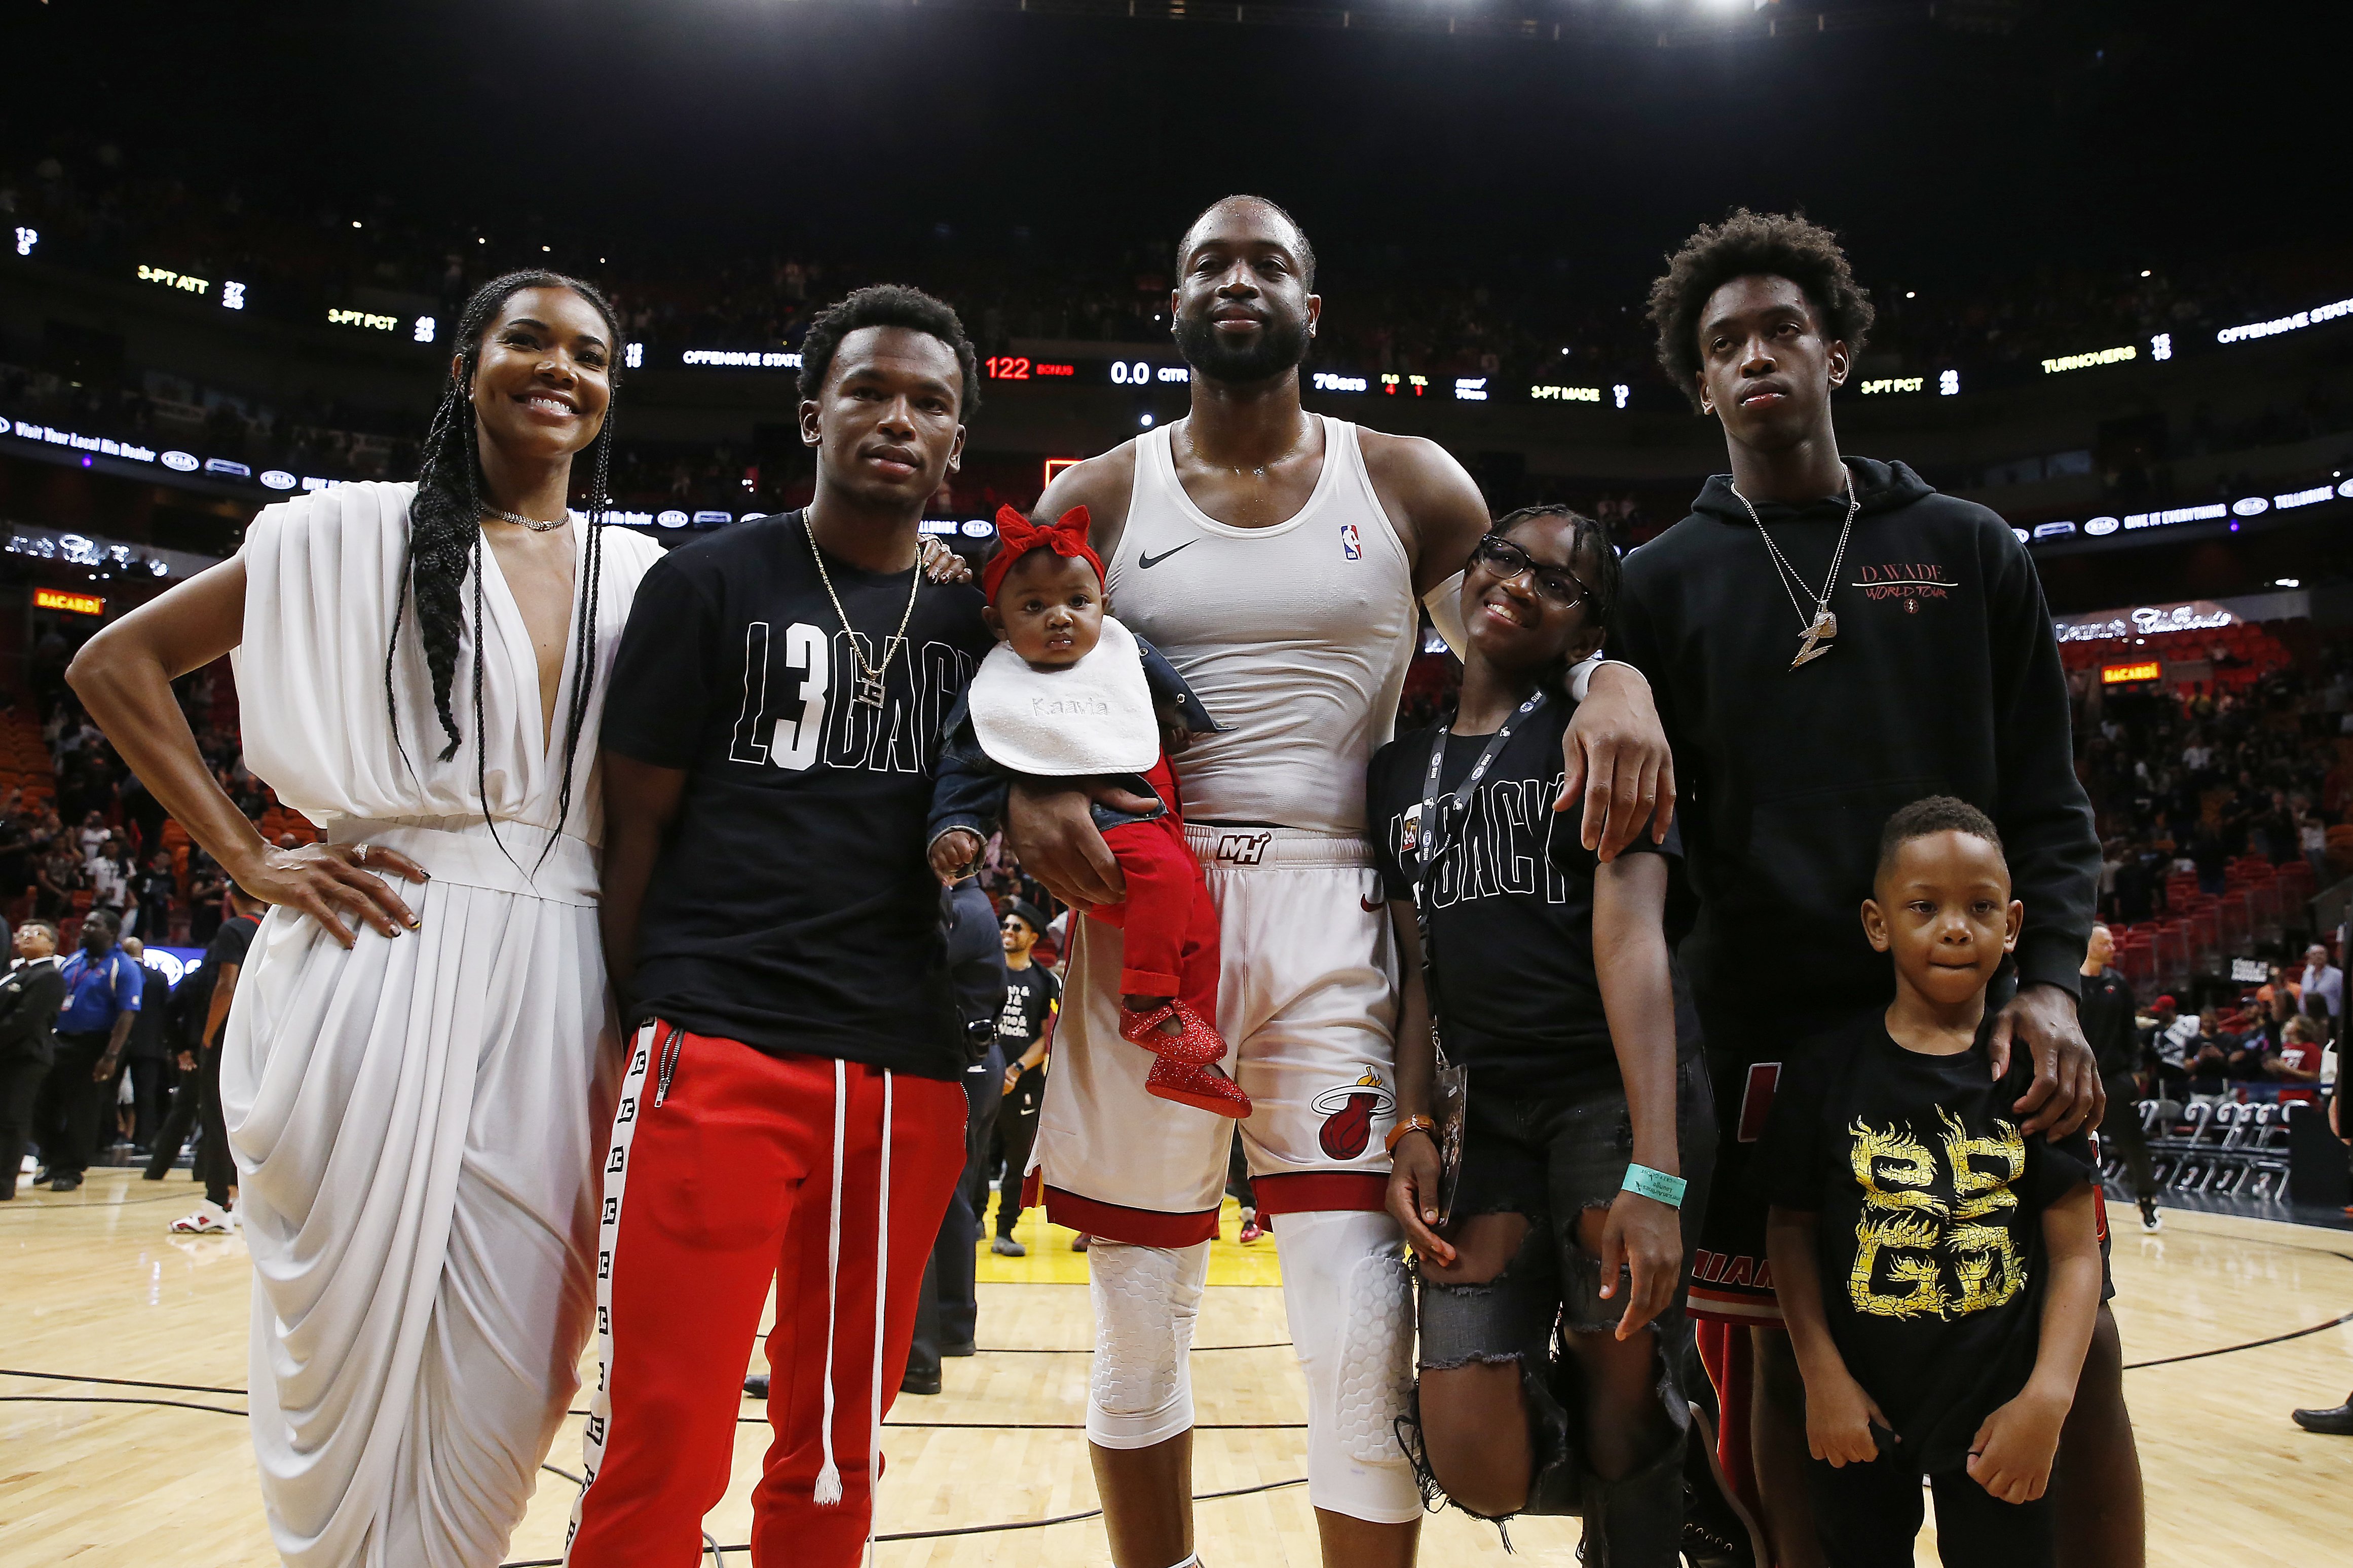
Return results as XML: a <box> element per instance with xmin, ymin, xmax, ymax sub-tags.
<box><xmin>2068</xmin><ymin>617</ymin><xmax>2353</xmax><ymax>1105</ymax></box>
<box><xmin>2</xmin><ymin>644</ymin><xmax>310</xmax><ymax>954</ymax></box>
<box><xmin>6</xmin><ymin>135</ymin><xmax>2352</xmax><ymax>524</ymax></box>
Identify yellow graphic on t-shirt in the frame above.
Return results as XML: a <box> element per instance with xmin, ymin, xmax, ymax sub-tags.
<box><xmin>1941</xmin><ymin>1109</ymin><xmax>2027</xmax><ymax>1314</ymax></box>
<box><xmin>1844</xmin><ymin>1112</ymin><xmax>2028</xmax><ymax>1321</ymax></box>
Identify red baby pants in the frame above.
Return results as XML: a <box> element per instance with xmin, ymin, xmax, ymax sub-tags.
<box><xmin>1089</xmin><ymin>763</ymin><xmax>1221</xmax><ymax>1018</ymax></box>
<box><xmin>565</xmin><ymin>1024</ymin><xmax>966</xmax><ymax>1568</ymax></box>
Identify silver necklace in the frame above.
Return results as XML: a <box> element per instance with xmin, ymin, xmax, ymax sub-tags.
<box><xmin>806</xmin><ymin>517</ymin><xmax>921</xmax><ymax>709</ymax></box>
<box><xmin>482</xmin><ymin>506</ymin><xmax>570</xmax><ymax>533</ymax></box>
<box><xmin>1731</xmin><ymin>469</ymin><xmax>1859</xmax><ymax>670</ymax></box>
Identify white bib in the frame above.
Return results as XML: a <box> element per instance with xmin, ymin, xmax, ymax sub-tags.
<box><xmin>968</xmin><ymin>615</ymin><xmax>1160</xmax><ymax>777</ymax></box>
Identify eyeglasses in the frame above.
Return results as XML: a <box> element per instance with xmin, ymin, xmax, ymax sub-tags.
<box><xmin>1468</xmin><ymin>534</ymin><xmax>1595</xmax><ymax>612</ymax></box>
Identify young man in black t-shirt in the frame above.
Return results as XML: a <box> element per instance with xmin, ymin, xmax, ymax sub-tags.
<box><xmin>988</xmin><ymin>898</ymin><xmax>1060</xmax><ymax>1255</ymax></box>
<box><xmin>569</xmin><ymin>287</ymin><xmax>994</xmax><ymax>1568</ymax></box>
<box><xmin>1766</xmin><ymin>799</ymin><xmax>2102</xmax><ymax>1567</ymax></box>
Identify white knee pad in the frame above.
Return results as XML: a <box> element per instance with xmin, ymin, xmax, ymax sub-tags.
<box><xmin>1275</xmin><ymin>1208</ymin><xmax>1423</xmax><ymax>1523</ymax></box>
<box><xmin>1086</xmin><ymin>1240</ymin><xmax>1210</xmax><ymax>1450</ymax></box>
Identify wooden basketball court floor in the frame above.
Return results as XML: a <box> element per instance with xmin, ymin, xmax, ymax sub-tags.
<box><xmin>4</xmin><ymin>1172</ymin><xmax>2346</xmax><ymax>1567</ymax></box>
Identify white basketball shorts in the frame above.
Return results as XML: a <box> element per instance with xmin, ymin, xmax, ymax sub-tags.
<box><xmin>1033</xmin><ymin>826</ymin><xmax>1400</xmax><ymax>1244</ymax></box>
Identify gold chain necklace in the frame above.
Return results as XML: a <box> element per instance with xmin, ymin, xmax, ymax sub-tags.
<box><xmin>806</xmin><ymin>516</ymin><xmax>921</xmax><ymax>709</ymax></box>
<box><xmin>481</xmin><ymin>506</ymin><xmax>570</xmax><ymax>533</ymax></box>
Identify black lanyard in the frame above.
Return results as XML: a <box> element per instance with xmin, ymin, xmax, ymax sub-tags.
<box><xmin>1406</xmin><ymin>690</ymin><xmax>1547</xmax><ymax>1038</ymax></box>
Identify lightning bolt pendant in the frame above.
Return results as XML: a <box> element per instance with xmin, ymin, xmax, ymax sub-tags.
<box><xmin>1791</xmin><ymin>608</ymin><xmax>1837</xmax><ymax>669</ymax></box>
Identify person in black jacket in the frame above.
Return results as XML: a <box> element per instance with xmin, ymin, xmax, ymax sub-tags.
<box><xmin>0</xmin><ymin>920</ymin><xmax>67</xmax><ymax>1200</ymax></box>
<box><xmin>2079</xmin><ymin>925</ymin><xmax>2158</xmax><ymax>1233</ymax></box>
<box><xmin>116</xmin><ymin>937</ymin><xmax>175</xmax><ymax>1153</ymax></box>
<box><xmin>1604</xmin><ymin>211</ymin><xmax>2127</xmax><ymax>1568</ymax></box>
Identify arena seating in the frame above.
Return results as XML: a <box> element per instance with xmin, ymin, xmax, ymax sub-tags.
<box><xmin>2059</xmin><ymin>617</ymin><xmax>2300</xmax><ymax>698</ymax></box>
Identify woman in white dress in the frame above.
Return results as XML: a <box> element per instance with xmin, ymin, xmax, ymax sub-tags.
<box><xmin>67</xmin><ymin>271</ymin><xmax>665</xmax><ymax>1568</ymax></box>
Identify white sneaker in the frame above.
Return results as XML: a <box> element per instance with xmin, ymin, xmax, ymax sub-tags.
<box><xmin>169</xmin><ymin>1201</ymin><xmax>235</xmax><ymax>1235</ymax></box>
<box><xmin>17</xmin><ymin>1155</ymin><xmax>33</xmax><ymax>1175</ymax></box>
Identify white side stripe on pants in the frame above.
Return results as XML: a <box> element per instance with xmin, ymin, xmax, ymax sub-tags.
<box><xmin>564</xmin><ymin>1021</ymin><xmax>658</xmax><ymax>1561</ymax></box>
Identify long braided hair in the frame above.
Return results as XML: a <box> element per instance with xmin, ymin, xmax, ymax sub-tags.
<box><xmin>389</xmin><ymin>270</ymin><xmax>622</xmax><ymax>868</ymax></box>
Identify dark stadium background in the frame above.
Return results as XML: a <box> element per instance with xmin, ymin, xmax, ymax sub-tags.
<box><xmin>2</xmin><ymin>0</ymin><xmax>2347</xmax><ymax>643</ymax></box>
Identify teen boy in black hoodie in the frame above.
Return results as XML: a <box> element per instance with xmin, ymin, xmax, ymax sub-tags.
<box><xmin>1605</xmin><ymin>211</ymin><xmax>2137</xmax><ymax>1568</ymax></box>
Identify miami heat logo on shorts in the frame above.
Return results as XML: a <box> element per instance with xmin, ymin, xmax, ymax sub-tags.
<box><xmin>1312</xmin><ymin>1072</ymin><xmax>1397</xmax><ymax>1160</ymax></box>
<box><xmin>1339</xmin><ymin>521</ymin><xmax>1363</xmax><ymax>560</ymax></box>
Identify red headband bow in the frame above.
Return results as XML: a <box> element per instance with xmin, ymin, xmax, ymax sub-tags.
<box><xmin>981</xmin><ymin>504</ymin><xmax>1104</xmax><ymax>603</ymax></box>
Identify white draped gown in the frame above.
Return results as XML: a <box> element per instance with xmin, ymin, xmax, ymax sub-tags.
<box><xmin>222</xmin><ymin>481</ymin><xmax>661</xmax><ymax>1568</ymax></box>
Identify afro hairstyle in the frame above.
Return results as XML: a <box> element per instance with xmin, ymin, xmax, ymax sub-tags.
<box><xmin>1645</xmin><ymin>209</ymin><xmax>1876</xmax><ymax>410</ymax></box>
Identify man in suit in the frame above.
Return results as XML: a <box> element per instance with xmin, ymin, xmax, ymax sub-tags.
<box><xmin>0</xmin><ymin>920</ymin><xmax>68</xmax><ymax>1200</ymax></box>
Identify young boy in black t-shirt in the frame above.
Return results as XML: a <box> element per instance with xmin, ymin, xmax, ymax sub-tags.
<box><xmin>1765</xmin><ymin>798</ymin><xmax>2103</xmax><ymax>1567</ymax></box>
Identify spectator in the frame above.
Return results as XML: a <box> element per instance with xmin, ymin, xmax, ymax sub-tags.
<box><xmin>166</xmin><ymin>885</ymin><xmax>262</xmax><ymax>1235</ymax></box>
<box><xmin>2081</xmin><ymin>925</ymin><xmax>2159</xmax><ymax>1231</ymax></box>
<box><xmin>27</xmin><ymin>908</ymin><xmax>141</xmax><ymax>1193</ymax></box>
<box><xmin>2299</xmin><ymin>943</ymin><xmax>2342</xmax><ymax>1030</ymax></box>
<box><xmin>987</xmin><ymin>899</ymin><xmax>1060</xmax><ymax>1257</ymax></box>
<box><xmin>2184</xmin><ymin>1011</ymin><xmax>2234</xmax><ymax>1104</ymax></box>
<box><xmin>2268</xmin><ymin>1015</ymin><xmax>2326</xmax><ymax>1104</ymax></box>
<box><xmin>2148</xmin><ymin>995</ymin><xmax>2199</xmax><ymax>1074</ymax></box>
<box><xmin>34</xmin><ymin>841</ymin><xmax>82</xmax><ymax>921</ymax></box>
<box><xmin>184</xmin><ymin>855</ymin><xmax>227</xmax><ymax>945</ymax></box>
<box><xmin>85</xmin><ymin>833</ymin><xmax>132</xmax><ymax>915</ymax></box>
<box><xmin>129</xmin><ymin>851</ymin><xmax>177</xmax><ymax>941</ymax></box>
<box><xmin>115</xmin><ymin>937</ymin><xmax>175</xmax><ymax>1153</ymax></box>
<box><xmin>906</xmin><ymin>879</ymin><xmax>1012</xmax><ymax>1394</ymax></box>
<box><xmin>0</xmin><ymin>921</ymin><xmax>67</xmax><ymax>1201</ymax></box>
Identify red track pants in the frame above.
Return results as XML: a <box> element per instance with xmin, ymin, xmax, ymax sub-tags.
<box><xmin>1092</xmin><ymin>805</ymin><xmax>1221</xmax><ymax>1013</ymax></box>
<box><xmin>566</xmin><ymin>1024</ymin><xmax>965</xmax><ymax>1567</ymax></box>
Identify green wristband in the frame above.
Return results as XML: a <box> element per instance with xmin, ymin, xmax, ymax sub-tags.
<box><xmin>1622</xmin><ymin>1163</ymin><xmax>1687</xmax><ymax>1208</ymax></box>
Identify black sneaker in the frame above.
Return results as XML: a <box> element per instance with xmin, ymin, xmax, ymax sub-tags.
<box><xmin>2139</xmin><ymin>1197</ymin><xmax>2162</xmax><ymax>1233</ymax></box>
<box><xmin>48</xmin><ymin>1172</ymin><xmax>82</xmax><ymax>1194</ymax></box>
<box><xmin>900</xmin><ymin>1365</ymin><xmax>942</xmax><ymax>1396</ymax></box>
<box><xmin>1680</xmin><ymin>1402</ymin><xmax>1763</xmax><ymax>1568</ymax></box>
<box><xmin>2290</xmin><ymin>1402</ymin><xmax>2353</xmax><ymax>1435</ymax></box>
<box><xmin>742</xmin><ymin>1373</ymin><xmax>769</xmax><ymax>1399</ymax></box>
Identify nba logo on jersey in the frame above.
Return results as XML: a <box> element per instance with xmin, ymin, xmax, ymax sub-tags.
<box><xmin>1339</xmin><ymin>521</ymin><xmax>1362</xmax><ymax>560</ymax></box>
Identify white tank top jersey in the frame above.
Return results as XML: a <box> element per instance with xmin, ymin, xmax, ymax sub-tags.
<box><xmin>1105</xmin><ymin>416</ymin><xmax>1416</xmax><ymax>835</ymax></box>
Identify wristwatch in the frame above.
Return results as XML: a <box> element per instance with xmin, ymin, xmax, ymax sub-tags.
<box><xmin>1384</xmin><ymin>1114</ymin><xmax>1437</xmax><ymax>1154</ymax></box>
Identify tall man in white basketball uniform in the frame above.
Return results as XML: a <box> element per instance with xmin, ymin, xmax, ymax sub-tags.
<box><xmin>1009</xmin><ymin>196</ymin><xmax>1671</xmax><ymax>1568</ymax></box>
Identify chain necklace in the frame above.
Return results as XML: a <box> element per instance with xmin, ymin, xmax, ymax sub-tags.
<box><xmin>482</xmin><ymin>506</ymin><xmax>570</xmax><ymax>533</ymax></box>
<box><xmin>1730</xmin><ymin>467</ymin><xmax>1858</xmax><ymax>670</ymax></box>
<box><xmin>806</xmin><ymin>516</ymin><xmax>921</xmax><ymax>709</ymax></box>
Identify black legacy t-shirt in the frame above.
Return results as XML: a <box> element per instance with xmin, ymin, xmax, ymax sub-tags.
<box><xmin>603</xmin><ymin>511</ymin><xmax>992</xmax><ymax>1080</ymax></box>
<box><xmin>1367</xmin><ymin>701</ymin><xmax>1700</xmax><ymax>1099</ymax></box>
<box><xmin>1763</xmin><ymin>1012</ymin><xmax>2097</xmax><ymax>1471</ymax></box>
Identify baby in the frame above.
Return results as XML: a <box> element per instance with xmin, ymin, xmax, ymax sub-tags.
<box><xmin>928</xmin><ymin>505</ymin><xmax>1247</xmax><ymax>1117</ymax></box>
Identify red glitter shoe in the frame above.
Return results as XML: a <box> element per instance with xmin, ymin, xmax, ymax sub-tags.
<box><xmin>1118</xmin><ymin>999</ymin><xmax>1228</xmax><ymax>1065</ymax></box>
<box><xmin>1144</xmin><ymin>1054</ymin><xmax>1252</xmax><ymax>1119</ymax></box>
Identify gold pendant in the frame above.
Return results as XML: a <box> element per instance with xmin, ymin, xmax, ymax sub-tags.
<box><xmin>1791</xmin><ymin>608</ymin><xmax>1836</xmax><ymax>670</ymax></box>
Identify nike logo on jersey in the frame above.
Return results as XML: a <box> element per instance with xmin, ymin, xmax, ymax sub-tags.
<box><xmin>1136</xmin><ymin>541</ymin><xmax>1198</xmax><ymax>569</ymax></box>
<box><xmin>1359</xmin><ymin>893</ymin><xmax>1384</xmax><ymax>912</ymax></box>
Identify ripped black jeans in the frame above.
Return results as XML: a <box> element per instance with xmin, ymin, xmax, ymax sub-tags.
<box><xmin>1402</xmin><ymin>1052</ymin><xmax>1716</xmax><ymax>1544</ymax></box>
